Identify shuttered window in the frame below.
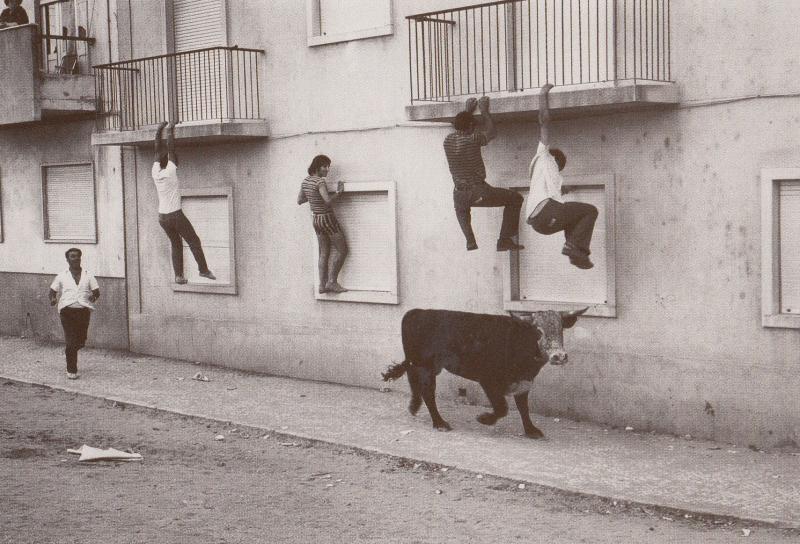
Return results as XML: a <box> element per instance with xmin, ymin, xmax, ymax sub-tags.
<box><xmin>504</xmin><ymin>174</ymin><xmax>616</xmax><ymax>317</ymax></box>
<box><xmin>778</xmin><ymin>181</ymin><xmax>800</xmax><ymax>313</ymax></box>
<box><xmin>307</xmin><ymin>0</ymin><xmax>393</xmax><ymax>46</ymax></box>
<box><xmin>42</xmin><ymin>163</ymin><xmax>96</xmax><ymax>243</ymax></box>
<box><xmin>518</xmin><ymin>186</ymin><xmax>608</xmax><ymax>304</ymax></box>
<box><xmin>177</xmin><ymin>187</ymin><xmax>236</xmax><ymax>294</ymax></box>
<box><xmin>173</xmin><ymin>0</ymin><xmax>227</xmax><ymax>52</ymax></box>
<box><xmin>173</xmin><ymin>0</ymin><xmax>228</xmax><ymax>122</ymax></box>
<box><xmin>315</xmin><ymin>182</ymin><xmax>398</xmax><ymax>304</ymax></box>
<box><xmin>319</xmin><ymin>0</ymin><xmax>391</xmax><ymax>37</ymax></box>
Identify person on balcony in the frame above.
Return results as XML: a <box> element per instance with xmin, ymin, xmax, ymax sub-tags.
<box><xmin>526</xmin><ymin>83</ymin><xmax>598</xmax><ymax>270</ymax></box>
<box><xmin>443</xmin><ymin>96</ymin><xmax>524</xmax><ymax>252</ymax></box>
<box><xmin>297</xmin><ymin>154</ymin><xmax>348</xmax><ymax>294</ymax></box>
<box><xmin>152</xmin><ymin>121</ymin><xmax>216</xmax><ymax>284</ymax></box>
<box><xmin>48</xmin><ymin>248</ymin><xmax>99</xmax><ymax>380</ymax></box>
<box><xmin>0</xmin><ymin>0</ymin><xmax>29</xmax><ymax>27</ymax></box>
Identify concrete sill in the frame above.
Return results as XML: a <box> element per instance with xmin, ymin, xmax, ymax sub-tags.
<box><xmin>505</xmin><ymin>300</ymin><xmax>616</xmax><ymax>318</ymax></box>
<box><xmin>405</xmin><ymin>81</ymin><xmax>680</xmax><ymax>123</ymax></box>
<box><xmin>315</xmin><ymin>289</ymin><xmax>399</xmax><ymax>305</ymax></box>
<box><xmin>762</xmin><ymin>314</ymin><xmax>800</xmax><ymax>329</ymax></box>
<box><xmin>91</xmin><ymin>119</ymin><xmax>270</xmax><ymax>147</ymax></box>
<box><xmin>172</xmin><ymin>282</ymin><xmax>237</xmax><ymax>295</ymax></box>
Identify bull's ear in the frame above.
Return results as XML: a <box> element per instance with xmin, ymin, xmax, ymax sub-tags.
<box><xmin>560</xmin><ymin>307</ymin><xmax>589</xmax><ymax>329</ymax></box>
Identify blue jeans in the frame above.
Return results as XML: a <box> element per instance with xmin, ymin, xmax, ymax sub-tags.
<box><xmin>158</xmin><ymin>210</ymin><xmax>210</xmax><ymax>276</ymax></box>
<box><xmin>527</xmin><ymin>199</ymin><xmax>598</xmax><ymax>254</ymax></box>
<box><xmin>453</xmin><ymin>182</ymin><xmax>523</xmax><ymax>245</ymax></box>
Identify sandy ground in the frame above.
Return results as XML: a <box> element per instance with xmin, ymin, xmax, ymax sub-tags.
<box><xmin>1</xmin><ymin>381</ymin><xmax>797</xmax><ymax>544</ymax></box>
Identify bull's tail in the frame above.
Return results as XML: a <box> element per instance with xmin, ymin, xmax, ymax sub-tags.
<box><xmin>381</xmin><ymin>360</ymin><xmax>411</xmax><ymax>382</ymax></box>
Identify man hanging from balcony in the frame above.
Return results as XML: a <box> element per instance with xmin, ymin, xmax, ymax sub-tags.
<box><xmin>525</xmin><ymin>84</ymin><xmax>598</xmax><ymax>270</ymax></box>
<box><xmin>443</xmin><ymin>96</ymin><xmax>524</xmax><ymax>252</ymax></box>
<box><xmin>0</xmin><ymin>0</ymin><xmax>28</xmax><ymax>27</ymax></box>
<box><xmin>152</xmin><ymin>121</ymin><xmax>216</xmax><ymax>284</ymax></box>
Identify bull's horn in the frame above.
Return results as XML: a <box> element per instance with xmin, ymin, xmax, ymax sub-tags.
<box><xmin>560</xmin><ymin>307</ymin><xmax>589</xmax><ymax>318</ymax></box>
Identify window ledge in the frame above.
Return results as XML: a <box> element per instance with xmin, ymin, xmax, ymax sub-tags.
<box><xmin>172</xmin><ymin>282</ymin><xmax>237</xmax><ymax>295</ymax></box>
<box><xmin>504</xmin><ymin>300</ymin><xmax>616</xmax><ymax>318</ymax></box>
<box><xmin>315</xmin><ymin>289</ymin><xmax>398</xmax><ymax>305</ymax></box>
<box><xmin>762</xmin><ymin>314</ymin><xmax>800</xmax><ymax>329</ymax></box>
<box><xmin>307</xmin><ymin>24</ymin><xmax>393</xmax><ymax>47</ymax></box>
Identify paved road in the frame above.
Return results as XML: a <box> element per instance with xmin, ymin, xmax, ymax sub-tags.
<box><xmin>2</xmin><ymin>381</ymin><xmax>796</xmax><ymax>544</ymax></box>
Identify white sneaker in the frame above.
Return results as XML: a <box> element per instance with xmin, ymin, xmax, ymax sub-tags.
<box><xmin>67</xmin><ymin>372</ymin><xmax>79</xmax><ymax>380</ymax></box>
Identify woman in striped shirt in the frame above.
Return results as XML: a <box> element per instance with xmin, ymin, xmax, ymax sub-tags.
<box><xmin>297</xmin><ymin>154</ymin><xmax>348</xmax><ymax>294</ymax></box>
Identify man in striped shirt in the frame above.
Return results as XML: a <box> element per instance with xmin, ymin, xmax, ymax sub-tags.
<box><xmin>443</xmin><ymin>96</ymin><xmax>524</xmax><ymax>252</ymax></box>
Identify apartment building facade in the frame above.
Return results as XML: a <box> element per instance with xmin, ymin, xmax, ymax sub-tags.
<box><xmin>1</xmin><ymin>0</ymin><xmax>799</xmax><ymax>448</ymax></box>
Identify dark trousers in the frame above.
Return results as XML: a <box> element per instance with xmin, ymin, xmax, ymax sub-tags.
<box><xmin>527</xmin><ymin>199</ymin><xmax>598</xmax><ymax>254</ymax></box>
<box><xmin>158</xmin><ymin>210</ymin><xmax>210</xmax><ymax>276</ymax></box>
<box><xmin>59</xmin><ymin>307</ymin><xmax>91</xmax><ymax>373</ymax></box>
<box><xmin>453</xmin><ymin>182</ymin><xmax>523</xmax><ymax>245</ymax></box>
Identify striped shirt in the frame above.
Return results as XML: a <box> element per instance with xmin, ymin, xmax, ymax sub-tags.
<box><xmin>443</xmin><ymin>130</ymin><xmax>489</xmax><ymax>186</ymax></box>
<box><xmin>301</xmin><ymin>176</ymin><xmax>332</xmax><ymax>214</ymax></box>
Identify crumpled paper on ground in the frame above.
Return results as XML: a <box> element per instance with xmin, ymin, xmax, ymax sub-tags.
<box><xmin>67</xmin><ymin>444</ymin><xmax>143</xmax><ymax>462</ymax></box>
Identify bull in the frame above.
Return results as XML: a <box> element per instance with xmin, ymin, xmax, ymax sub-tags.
<box><xmin>381</xmin><ymin>307</ymin><xmax>588</xmax><ymax>438</ymax></box>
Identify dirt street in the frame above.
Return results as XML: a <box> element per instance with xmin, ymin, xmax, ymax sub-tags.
<box><xmin>1</xmin><ymin>381</ymin><xmax>796</xmax><ymax>544</ymax></box>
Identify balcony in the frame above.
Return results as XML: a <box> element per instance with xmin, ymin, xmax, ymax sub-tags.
<box><xmin>0</xmin><ymin>23</ymin><xmax>96</xmax><ymax>126</ymax></box>
<box><xmin>405</xmin><ymin>0</ymin><xmax>679</xmax><ymax>122</ymax></box>
<box><xmin>91</xmin><ymin>47</ymin><xmax>269</xmax><ymax>146</ymax></box>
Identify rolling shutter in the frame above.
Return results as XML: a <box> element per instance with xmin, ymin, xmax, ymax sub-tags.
<box><xmin>44</xmin><ymin>164</ymin><xmax>96</xmax><ymax>242</ymax></box>
<box><xmin>173</xmin><ymin>0</ymin><xmax>228</xmax><ymax>122</ymax></box>
<box><xmin>181</xmin><ymin>195</ymin><xmax>231</xmax><ymax>284</ymax></box>
<box><xmin>517</xmin><ymin>186</ymin><xmax>607</xmax><ymax>304</ymax></box>
<box><xmin>319</xmin><ymin>0</ymin><xmax>391</xmax><ymax>37</ymax></box>
<box><xmin>173</xmin><ymin>0</ymin><xmax>227</xmax><ymax>52</ymax></box>
<box><xmin>334</xmin><ymin>191</ymin><xmax>394</xmax><ymax>292</ymax></box>
<box><xmin>779</xmin><ymin>181</ymin><xmax>800</xmax><ymax>313</ymax></box>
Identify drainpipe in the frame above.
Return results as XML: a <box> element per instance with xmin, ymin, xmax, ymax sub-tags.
<box><xmin>106</xmin><ymin>0</ymin><xmax>112</xmax><ymax>62</ymax></box>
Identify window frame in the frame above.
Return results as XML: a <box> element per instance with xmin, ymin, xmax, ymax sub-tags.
<box><xmin>761</xmin><ymin>167</ymin><xmax>800</xmax><ymax>329</ymax></box>
<box><xmin>41</xmin><ymin>161</ymin><xmax>98</xmax><ymax>244</ymax></box>
<box><xmin>306</xmin><ymin>0</ymin><xmax>394</xmax><ymax>47</ymax></box>
<box><xmin>0</xmin><ymin>167</ymin><xmax>4</xmax><ymax>243</ymax></box>
<box><xmin>314</xmin><ymin>180</ymin><xmax>399</xmax><ymax>305</ymax></box>
<box><xmin>172</xmin><ymin>185</ymin><xmax>237</xmax><ymax>295</ymax></box>
<box><xmin>503</xmin><ymin>173</ymin><xmax>617</xmax><ymax>318</ymax></box>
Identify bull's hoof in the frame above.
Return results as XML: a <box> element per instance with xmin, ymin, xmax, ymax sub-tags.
<box><xmin>477</xmin><ymin>412</ymin><xmax>498</xmax><ymax>426</ymax></box>
<box><xmin>433</xmin><ymin>421</ymin><xmax>452</xmax><ymax>432</ymax></box>
<box><xmin>524</xmin><ymin>427</ymin><xmax>545</xmax><ymax>439</ymax></box>
<box><xmin>408</xmin><ymin>399</ymin><xmax>422</xmax><ymax>415</ymax></box>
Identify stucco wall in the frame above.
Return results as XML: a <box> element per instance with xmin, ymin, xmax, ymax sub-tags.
<box><xmin>0</xmin><ymin>25</ymin><xmax>39</xmax><ymax>125</ymax></box>
<box><xmin>114</xmin><ymin>0</ymin><xmax>800</xmax><ymax>448</ymax></box>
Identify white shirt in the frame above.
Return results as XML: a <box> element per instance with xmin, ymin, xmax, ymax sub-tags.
<box><xmin>50</xmin><ymin>269</ymin><xmax>100</xmax><ymax>312</ymax></box>
<box><xmin>525</xmin><ymin>142</ymin><xmax>564</xmax><ymax>220</ymax></box>
<box><xmin>151</xmin><ymin>161</ymin><xmax>182</xmax><ymax>214</ymax></box>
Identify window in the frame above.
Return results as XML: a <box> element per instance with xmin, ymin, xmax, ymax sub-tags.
<box><xmin>315</xmin><ymin>181</ymin><xmax>398</xmax><ymax>304</ymax></box>
<box><xmin>174</xmin><ymin>186</ymin><xmax>236</xmax><ymax>295</ymax></box>
<box><xmin>307</xmin><ymin>0</ymin><xmax>393</xmax><ymax>47</ymax></box>
<box><xmin>41</xmin><ymin>163</ymin><xmax>97</xmax><ymax>243</ymax></box>
<box><xmin>504</xmin><ymin>173</ymin><xmax>616</xmax><ymax>317</ymax></box>
<box><xmin>761</xmin><ymin>168</ymin><xmax>800</xmax><ymax>328</ymax></box>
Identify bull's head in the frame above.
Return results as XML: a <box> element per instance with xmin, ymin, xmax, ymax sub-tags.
<box><xmin>511</xmin><ymin>308</ymin><xmax>588</xmax><ymax>365</ymax></box>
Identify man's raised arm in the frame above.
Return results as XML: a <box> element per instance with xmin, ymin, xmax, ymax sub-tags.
<box><xmin>538</xmin><ymin>83</ymin><xmax>554</xmax><ymax>146</ymax></box>
<box><xmin>154</xmin><ymin>121</ymin><xmax>168</xmax><ymax>163</ymax></box>
<box><xmin>167</xmin><ymin>121</ymin><xmax>178</xmax><ymax>165</ymax></box>
<box><xmin>476</xmin><ymin>96</ymin><xmax>497</xmax><ymax>142</ymax></box>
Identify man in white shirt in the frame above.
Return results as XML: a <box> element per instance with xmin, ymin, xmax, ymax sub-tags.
<box><xmin>48</xmin><ymin>248</ymin><xmax>100</xmax><ymax>379</ymax></box>
<box><xmin>153</xmin><ymin>120</ymin><xmax>215</xmax><ymax>284</ymax></box>
<box><xmin>525</xmin><ymin>84</ymin><xmax>598</xmax><ymax>270</ymax></box>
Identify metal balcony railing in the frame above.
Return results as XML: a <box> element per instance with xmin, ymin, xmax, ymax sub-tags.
<box><xmin>93</xmin><ymin>46</ymin><xmax>264</xmax><ymax>131</ymax></box>
<box><xmin>38</xmin><ymin>0</ymin><xmax>95</xmax><ymax>75</ymax></box>
<box><xmin>407</xmin><ymin>0</ymin><xmax>671</xmax><ymax>103</ymax></box>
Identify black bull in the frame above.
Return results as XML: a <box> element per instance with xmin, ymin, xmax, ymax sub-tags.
<box><xmin>382</xmin><ymin>308</ymin><xmax>587</xmax><ymax>438</ymax></box>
